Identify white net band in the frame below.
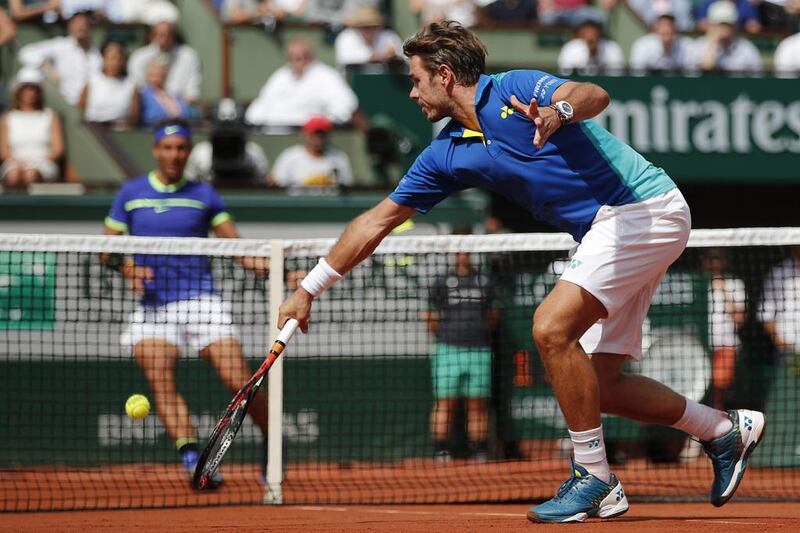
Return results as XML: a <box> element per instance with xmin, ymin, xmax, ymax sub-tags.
<box><xmin>0</xmin><ymin>227</ymin><xmax>799</xmax><ymax>257</ymax></box>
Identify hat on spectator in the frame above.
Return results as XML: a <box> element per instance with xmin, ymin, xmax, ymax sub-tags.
<box><xmin>707</xmin><ymin>1</ymin><xmax>738</xmax><ymax>25</ymax></box>
<box><xmin>346</xmin><ymin>6</ymin><xmax>384</xmax><ymax>28</ymax></box>
<box><xmin>303</xmin><ymin>116</ymin><xmax>333</xmax><ymax>134</ymax></box>
<box><xmin>14</xmin><ymin>67</ymin><xmax>45</xmax><ymax>88</ymax></box>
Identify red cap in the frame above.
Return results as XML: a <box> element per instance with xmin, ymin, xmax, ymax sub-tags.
<box><xmin>302</xmin><ymin>116</ymin><xmax>333</xmax><ymax>134</ymax></box>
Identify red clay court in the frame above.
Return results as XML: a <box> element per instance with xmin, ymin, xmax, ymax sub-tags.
<box><xmin>2</xmin><ymin>502</ymin><xmax>799</xmax><ymax>532</ymax></box>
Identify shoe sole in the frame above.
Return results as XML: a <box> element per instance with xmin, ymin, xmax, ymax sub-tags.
<box><xmin>526</xmin><ymin>507</ymin><xmax>628</xmax><ymax>523</ymax></box>
<box><xmin>713</xmin><ymin>411</ymin><xmax>766</xmax><ymax>507</ymax></box>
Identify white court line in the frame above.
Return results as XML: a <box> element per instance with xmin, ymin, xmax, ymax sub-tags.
<box><xmin>686</xmin><ymin>519</ymin><xmax>772</xmax><ymax>526</ymax></box>
<box><xmin>460</xmin><ymin>512</ymin><xmax>526</xmax><ymax>517</ymax></box>
<box><xmin>295</xmin><ymin>506</ymin><xmax>525</xmax><ymax>518</ymax></box>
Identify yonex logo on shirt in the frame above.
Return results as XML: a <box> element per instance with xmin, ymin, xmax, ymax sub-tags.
<box><xmin>568</xmin><ymin>259</ymin><xmax>583</xmax><ymax>270</ymax></box>
<box><xmin>500</xmin><ymin>105</ymin><xmax>514</xmax><ymax>119</ymax></box>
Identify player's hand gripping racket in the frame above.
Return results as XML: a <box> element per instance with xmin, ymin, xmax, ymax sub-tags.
<box><xmin>192</xmin><ymin>318</ymin><xmax>299</xmax><ymax>490</ymax></box>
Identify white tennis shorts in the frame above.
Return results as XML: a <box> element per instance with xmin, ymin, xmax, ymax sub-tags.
<box><xmin>121</xmin><ymin>294</ymin><xmax>239</xmax><ymax>354</ymax></box>
<box><xmin>560</xmin><ymin>188</ymin><xmax>691</xmax><ymax>360</ymax></box>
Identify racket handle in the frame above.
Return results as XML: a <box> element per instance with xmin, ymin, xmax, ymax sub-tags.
<box><xmin>276</xmin><ymin>318</ymin><xmax>299</xmax><ymax>345</ymax></box>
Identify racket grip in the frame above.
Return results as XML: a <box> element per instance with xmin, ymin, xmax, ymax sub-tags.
<box><xmin>276</xmin><ymin>318</ymin><xmax>299</xmax><ymax>345</ymax></box>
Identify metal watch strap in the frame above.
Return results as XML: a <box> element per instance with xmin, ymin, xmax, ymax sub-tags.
<box><xmin>550</xmin><ymin>103</ymin><xmax>571</xmax><ymax>126</ymax></box>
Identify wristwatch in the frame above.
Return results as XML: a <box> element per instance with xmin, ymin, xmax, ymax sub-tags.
<box><xmin>550</xmin><ymin>100</ymin><xmax>574</xmax><ymax>126</ymax></box>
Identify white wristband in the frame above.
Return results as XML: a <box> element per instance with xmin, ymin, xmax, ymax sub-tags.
<box><xmin>300</xmin><ymin>258</ymin><xmax>343</xmax><ymax>297</ymax></box>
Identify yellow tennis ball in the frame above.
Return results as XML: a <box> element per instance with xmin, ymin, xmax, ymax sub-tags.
<box><xmin>125</xmin><ymin>394</ymin><xmax>151</xmax><ymax>420</ymax></box>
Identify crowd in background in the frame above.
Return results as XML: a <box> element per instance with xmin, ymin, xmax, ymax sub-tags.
<box><xmin>1</xmin><ymin>0</ymin><xmax>800</xmax><ymax>190</ymax></box>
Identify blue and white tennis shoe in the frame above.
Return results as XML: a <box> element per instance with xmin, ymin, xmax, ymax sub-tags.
<box><xmin>527</xmin><ymin>458</ymin><xmax>628</xmax><ymax>523</ymax></box>
<box><xmin>702</xmin><ymin>409</ymin><xmax>766</xmax><ymax>507</ymax></box>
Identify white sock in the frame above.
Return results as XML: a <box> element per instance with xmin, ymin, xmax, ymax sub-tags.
<box><xmin>671</xmin><ymin>399</ymin><xmax>733</xmax><ymax>441</ymax></box>
<box><xmin>569</xmin><ymin>425</ymin><xmax>611</xmax><ymax>483</ymax></box>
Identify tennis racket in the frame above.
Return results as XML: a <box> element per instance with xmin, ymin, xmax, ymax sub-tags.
<box><xmin>192</xmin><ymin>318</ymin><xmax>299</xmax><ymax>490</ymax></box>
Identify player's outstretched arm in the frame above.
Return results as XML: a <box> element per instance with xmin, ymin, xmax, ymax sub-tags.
<box><xmin>278</xmin><ymin>198</ymin><xmax>415</xmax><ymax>333</ymax></box>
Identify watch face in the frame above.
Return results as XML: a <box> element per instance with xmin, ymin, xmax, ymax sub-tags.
<box><xmin>559</xmin><ymin>102</ymin><xmax>574</xmax><ymax>116</ymax></box>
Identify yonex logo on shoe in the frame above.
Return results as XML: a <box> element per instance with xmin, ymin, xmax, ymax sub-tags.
<box><xmin>745</xmin><ymin>416</ymin><xmax>753</xmax><ymax>431</ymax></box>
<box><xmin>616</xmin><ymin>489</ymin><xmax>624</xmax><ymax>501</ymax></box>
<box><xmin>588</xmin><ymin>439</ymin><xmax>600</xmax><ymax>449</ymax></box>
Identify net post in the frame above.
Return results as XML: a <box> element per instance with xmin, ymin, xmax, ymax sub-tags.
<box><xmin>264</xmin><ymin>239</ymin><xmax>284</xmax><ymax>505</ymax></box>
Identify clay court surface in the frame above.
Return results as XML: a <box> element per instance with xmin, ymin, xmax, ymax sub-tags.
<box><xmin>1</xmin><ymin>502</ymin><xmax>798</xmax><ymax>532</ymax></box>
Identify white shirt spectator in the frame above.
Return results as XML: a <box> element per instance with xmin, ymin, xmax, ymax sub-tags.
<box><xmin>184</xmin><ymin>140</ymin><xmax>270</xmax><ymax>183</ymax></box>
<box><xmin>128</xmin><ymin>43</ymin><xmax>202</xmax><ymax>102</ymax></box>
<box><xmin>558</xmin><ymin>37</ymin><xmax>625</xmax><ymax>75</ymax></box>
<box><xmin>708</xmin><ymin>277</ymin><xmax>746</xmax><ymax>349</ymax></box>
<box><xmin>630</xmin><ymin>33</ymin><xmax>695</xmax><ymax>72</ymax></box>
<box><xmin>271</xmin><ymin>144</ymin><xmax>353</xmax><ymax>192</ymax></box>
<box><xmin>334</xmin><ymin>27</ymin><xmax>403</xmax><ymax>68</ymax></box>
<box><xmin>83</xmin><ymin>71</ymin><xmax>135</xmax><ymax>122</ymax></box>
<box><xmin>758</xmin><ymin>256</ymin><xmax>800</xmax><ymax>352</ymax></box>
<box><xmin>1</xmin><ymin>108</ymin><xmax>59</xmax><ymax>182</ymax></box>
<box><xmin>691</xmin><ymin>36</ymin><xmax>762</xmax><ymax>73</ymax></box>
<box><xmin>627</xmin><ymin>0</ymin><xmax>695</xmax><ymax>32</ymax></box>
<box><xmin>774</xmin><ymin>33</ymin><xmax>800</xmax><ymax>76</ymax></box>
<box><xmin>245</xmin><ymin>61</ymin><xmax>358</xmax><ymax>127</ymax></box>
<box><xmin>18</xmin><ymin>36</ymin><xmax>102</xmax><ymax>105</ymax></box>
<box><xmin>412</xmin><ymin>0</ymin><xmax>482</xmax><ymax>27</ymax></box>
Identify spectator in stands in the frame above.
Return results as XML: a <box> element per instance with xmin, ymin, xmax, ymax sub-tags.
<box><xmin>0</xmin><ymin>7</ymin><xmax>15</xmax><ymax>110</ymax></box>
<box><xmin>221</xmin><ymin>0</ymin><xmax>304</xmax><ymax>28</ymax></box>
<box><xmin>185</xmin><ymin>98</ymin><xmax>270</xmax><ymax>185</ymax></box>
<box><xmin>422</xmin><ymin>238</ymin><xmax>498</xmax><ymax>462</ymax></box>
<box><xmin>785</xmin><ymin>0</ymin><xmax>800</xmax><ymax>33</ymax></box>
<box><xmin>128</xmin><ymin>21</ymin><xmax>202</xmax><ymax>105</ymax></box>
<box><xmin>11</xmin><ymin>0</ymin><xmax>178</xmax><ymax>24</ymax></box>
<box><xmin>7</xmin><ymin>0</ymin><xmax>59</xmax><ymax>22</ymax></box>
<box><xmin>557</xmin><ymin>18</ymin><xmax>625</xmax><ymax>75</ymax></box>
<box><xmin>79</xmin><ymin>40</ymin><xmax>137</xmax><ymax>124</ymax></box>
<box><xmin>702</xmin><ymin>249</ymin><xmax>746</xmax><ymax>411</ymax></box>
<box><xmin>17</xmin><ymin>11</ymin><xmax>102</xmax><ymax>105</ymax></box>
<box><xmin>626</xmin><ymin>0</ymin><xmax>695</xmax><ymax>32</ymax></box>
<box><xmin>758</xmin><ymin>246</ymin><xmax>800</xmax><ymax>363</ymax></box>
<box><xmin>98</xmin><ymin>0</ymin><xmax>180</xmax><ymax>25</ymax></box>
<box><xmin>138</xmin><ymin>55</ymin><xmax>194</xmax><ymax>127</ymax></box>
<box><xmin>538</xmin><ymin>0</ymin><xmax>614</xmax><ymax>28</ymax></box>
<box><xmin>334</xmin><ymin>5</ymin><xmax>403</xmax><ymax>71</ymax></box>
<box><xmin>629</xmin><ymin>14</ymin><xmax>695</xmax><ymax>73</ymax></box>
<box><xmin>303</xmin><ymin>0</ymin><xmax>378</xmax><ymax>29</ymax></box>
<box><xmin>410</xmin><ymin>0</ymin><xmax>484</xmax><ymax>28</ymax></box>
<box><xmin>0</xmin><ymin>68</ymin><xmax>64</xmax><ymax>190</ymax></box>
<box><xmin>480</xmin><ymin>0</ymin><xmax>537</xmax><ymax>24</ymax></box>
<box><xmin>693</xmin><ymin>1</ymin><xmax>763</xmax><ymax>74</ymax></box>
<box><xmin>696</xmin><ymin>0</ymin><xmax>761</xmax><ymax>33</ymax></box>
<box><xmin>774</xmin><ymin>27</ymin><xmax>800</xmax><ymax>75</ymax></box>
<box><xmin>268</xmin><ymin>115</ymin><xmax>354</xmax><ymax>193</ymax></box>
<box><xmin>0</xmin><ymin>7</ymin><xmax>16</xmax><ymax>46</ymax></box>
<box><xmin>245</xmin><ymin>38</ymin><xmax>359</xmax><ymax>128</ymax></box>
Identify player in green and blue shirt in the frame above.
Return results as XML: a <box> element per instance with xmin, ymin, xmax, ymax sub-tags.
<box><xmin>278</xmin><ymin>22</ymin><xmax>765</xmax><ymax>521</ymax></box>
<box><xmin>104</xmin><ymin>119</ymin><xmax>269</xmax><ymax>488</ymax></box>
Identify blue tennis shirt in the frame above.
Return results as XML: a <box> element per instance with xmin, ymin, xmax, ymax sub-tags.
<box><xmin>389</xmin><ymin>71</ymin><xmax>676</xmax><ymax>241</ymax></box>
<box><xmin>105</xmin><ymin>172</ymin><xmax>232</xmax><ymax>307</ymax></box>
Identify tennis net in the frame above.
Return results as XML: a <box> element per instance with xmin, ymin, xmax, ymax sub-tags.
<box><xmin>1</xmin><ymin>229</ymin><xmax>799</xmax><ymax>511</ymax></box>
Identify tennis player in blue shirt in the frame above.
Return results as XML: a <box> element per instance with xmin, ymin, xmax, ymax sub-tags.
<box><xmin>278</xmin><ymin>22</ymin><xmax>765</xmax><ymax>522</ymax></box>
<box><xmin>104</xmin><ymin>119</ymin><xmax>269</xmax><ymax>488</ymax></box>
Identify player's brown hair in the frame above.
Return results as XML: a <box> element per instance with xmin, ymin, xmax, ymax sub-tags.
<box><xmin>403</xmin><ymin>21</ymin><xmax>487</xmax><ymax>86</ymax></box>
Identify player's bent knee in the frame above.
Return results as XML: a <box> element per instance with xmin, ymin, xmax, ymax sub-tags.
<box><xmin>532</xmin><ymin>320</ymin><xmax>572</xmax><ymax>358</ymax></box>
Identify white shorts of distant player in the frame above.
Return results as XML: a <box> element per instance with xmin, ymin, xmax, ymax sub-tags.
<box><xmin>560</xmin><ymin>188</ymin><xmax>691</xmax><ymax>361</ymax></box>
<box><xmin>121</xmin><ymin>294</ymin><xmax>240</xmax><ymax>354</ymax></box>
